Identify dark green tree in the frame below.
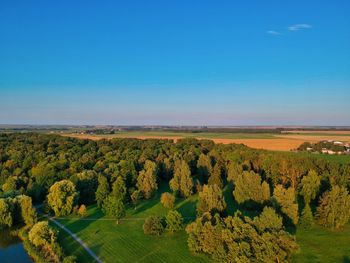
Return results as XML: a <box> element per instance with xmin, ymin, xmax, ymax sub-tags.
<box><xmin>95</xmin><ymin>175</ymin><xmax>110</xmax><ymax>208</ymax></box>
<box><xmin>170</xmin><ymin>160</ymin><xmax>193</xmax><ymax>197</ymax></box>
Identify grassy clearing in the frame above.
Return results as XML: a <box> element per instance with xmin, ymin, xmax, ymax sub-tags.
<box><xmin>293</xmin><ymin>224</ymin><xmax>350</xmax><ymax>263</ymax></box>
<box><xmin>55</xmin><ymin>183</ymin><xmax>350</xmax><ymax>263</ymax></box>
<box><xmin>55</xmin><ymin>184</ymin><xmax>211</xmax><ymax>263</ymax></box>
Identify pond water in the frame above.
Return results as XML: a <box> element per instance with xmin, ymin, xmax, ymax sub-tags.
<box><xmin>0</xmin><ymin>229</ymin><xmax>32</xmax><ymax>263</ymax></box>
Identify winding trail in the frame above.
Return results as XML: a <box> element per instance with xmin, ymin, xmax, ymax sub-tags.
<box><xmin>45</xmin><ymin>215</ymin><xmax>103</xmax><ymax>263</ymax></box>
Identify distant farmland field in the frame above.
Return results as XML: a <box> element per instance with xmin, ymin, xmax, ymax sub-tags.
<box><xmin>60</xmin><ymin>130</ymin><xmax>350</xmax><ymax>151</ymax></box>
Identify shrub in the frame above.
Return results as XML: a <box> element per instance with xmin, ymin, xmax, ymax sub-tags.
<box><xmin>77</xmin><ymin>204</ymin><xmax>87</xmax><ymax>217</ymax></box>
<box><xmin>143</xmin><ymin>216</ymin><xmax>164</xmax><ymax>236</ymax></box>
<box><xmin>161</xmin><ymin>192</ymin><xmax>175</xmax><ymax>209</ymax></box>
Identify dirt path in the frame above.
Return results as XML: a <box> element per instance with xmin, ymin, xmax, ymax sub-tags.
<box><xmin>46</xmin><ymin>216</ymin><xmax>103</xmax><ymax>263</ymax></box>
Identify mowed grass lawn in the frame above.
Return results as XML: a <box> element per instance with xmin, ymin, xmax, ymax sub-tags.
<box><xmin>55</xmin><ymin>183</ymin><xmax>350</xmax><ymax>263</ymax></box>
<box><xmin>293</xmin><ymin>224</ymin><xmax>350</xmax><ymax>263</ymax></box>
<box><xmin>55</xmin><ymin>185</ymin><xmax>212</xmax><ymax>263</ymax></box>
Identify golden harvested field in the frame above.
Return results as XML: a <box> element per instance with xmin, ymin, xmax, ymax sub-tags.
<box><xmin>283</xmin><ymin>130</ymin><xmax>350</xmax><ymax>135</ymax></box>
<box><xmin>276</xmin><ymin>134</ymin><xmax>350</xmax><ymax>142</ymax></box>
<box><xmin>61</xmin><ymin>133</ymin><xmax>316</xmax><ymax>151</ymax></box>
<box><xmin>61</xmin><ymin>130</ymin><xmax>350</xmax><ymax>151</ymax></box>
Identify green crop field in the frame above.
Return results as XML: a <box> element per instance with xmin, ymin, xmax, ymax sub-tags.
<box><xmin>54</xmin><ymin>183</ymin><xmax>350</xmax><ymax>263</ymax></box>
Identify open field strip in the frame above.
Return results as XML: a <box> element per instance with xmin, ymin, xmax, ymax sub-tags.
<box><xmin>61</xmin><ymin>132</ymin><xmax>308</xmax><ymax>151</ymax></box>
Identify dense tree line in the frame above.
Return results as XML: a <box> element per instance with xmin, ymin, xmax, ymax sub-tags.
<box><xmin>1</xmin><ymin>133</ymin><xmax>350</xmax><ymax>262</ymax></box>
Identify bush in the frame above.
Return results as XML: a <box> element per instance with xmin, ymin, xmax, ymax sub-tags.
<box><xmin>160</xmin><ymin>192</ymin><xmax>175</xmax><ymax>209</ymax></box>
<box><xmin>77</xmin><ymin>204</ymin><xmax>87</xmax><ymax>217</ymax></box>
<box><xmin>143</xmin><ymin>216</ymin><xmax>164</xmax><ymax>236</ymax></box>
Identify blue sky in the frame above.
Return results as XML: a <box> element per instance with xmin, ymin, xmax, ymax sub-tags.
<box><xmin>0</xmin><ymin>0</ymin><xmax>349</xmax><ymax>125</ymax></box>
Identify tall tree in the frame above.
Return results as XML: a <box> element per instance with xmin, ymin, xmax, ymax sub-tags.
<box><xmin>197</xmin><ymin>184</ymin><xmax>226</xmax><ymax>215</ymax></box>
<box><xmin>197</xmin><ymin>154</ymin><xmax>212</xmax><ymax>183</ymax></box>
<box><xmin>71</xmin><ymin>170</ymin><xmax>98</xmax><ymax>205</ymax></box>
<box><xmin>47</xmin><ymin>180</ymin><xmax>78</xmax><ymax>216</ymax></box>
<box><xmin>208</xmin><ymin>163</ymin><xmax>223</xmax><ymax>188</ymax></box>
<box><xmin>227</xmin><ymin>161</ymin><xmax>243</xmax><ymax>183</ymax></box>
<box><xmin>233</xmin><ymin>171</ymin><xmax>270</xmax><ymax>206</ymax></box>
<box><xmin>102</xmin><ymin>177</ymin><xmax>126</xmax><ymax>220</ymax></box>
<box><xmin>170</xmin><ymin>160</ymin><xmax>193</xmax><ymax>197</ymax></box>
<box><xmin>273</xmin><ymin>185</ymin><xmax>299</xmax><ymax>225</ymax></box>
<box><xmin>18</xmin><ymin>195</ymin><xmax>37</xmax><ymax>226</ymax></box>
<box><xmin>316</xmin><ymin>185</ymin><xmax>350</xmax><ymax>229</ymax></box>
<box><xmin>0</xmin><ymin>198</ymin><xmax>13</xmax><ymax>228</ymax></box>
<box><xmin>299</xmin><ymin>203</ymin><xmax>313</xmax><ymax>229</ymax></box>
<box><xmin>136</xmin><ymin>160</ymin><xmax>158</xmax><ymax>199</ymax></box>
<box><xmin>95</xmin><ymin>175</ymin><xmax>110</xmax><ymax>208</ymax></box>
<box><xmin>299</xmin><ymin>170</ymin><xmax>321</xmax><ymax>204</ymax></box>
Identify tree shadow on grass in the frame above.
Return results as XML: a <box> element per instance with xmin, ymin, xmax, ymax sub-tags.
<box><xmin>176</xmin><ymin>199</ymin><xmax>197</xmax><ymax>220</ymax></box>
<box><xmin>62</xmin><ymin>205</ymin><xmax>104</xmax><ymax>235</ymax></box>
<box><xmin>343</xmin><ymin>256</ymin><xmax>350</xmax><ymax>263</ymax></box>
<box><xmin>132</xmin><ymin>194</ymin><xmax>161</xmax><ymax>216</ymax></box>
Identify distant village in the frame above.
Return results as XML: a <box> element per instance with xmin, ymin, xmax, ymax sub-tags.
<box><xmin>298</xmin><ymin>140</ymin><xmax>350</xmax><ymax>155</ymax></box>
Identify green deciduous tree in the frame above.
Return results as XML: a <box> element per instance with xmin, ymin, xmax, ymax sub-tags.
<box><xmin>299</xmin><ymin>204</ymin><xmax>313</xmax><ymax>229</ymax></box>
<box><xmin>95</xmin><ymin>175</ymin><xmax>110</xmax><ymax>208</ymax></box>
<box><xmin>273</xmin><ymin>185</ymin><xmax>298</xmax><ymax>225</ymax></box>
<box><xmin>102</xmin><ymin>177</ymin><xmax>126</xmax><ymax>219</ymax></box>
<box><xmin>197</xmin><ymin>154</ymin><xmax>212</xmax><ymax>183</ymax></box>
<box><xmin>47</xmin><ymin>180</ymin><xmax>78</xmax><ymax>216</ymax></box>
<box><xmin>316</xmin><ymin>185</ymin><xmax>350</xmax><ymax>229</ymax></box>
<box><xmin>165</xmin><ymin>210</ymin><xmax>184</xmax><ymax>232</ymax></box>
<box><xmin>197</xmin><ymin>184</ymin><xmax>226</xmax><ymax>215</ymax></box>
<box><xmin>136</xmin><ymin>160</ymin><xmax>158</xmax><ymax>199</ymax></box>
<box><xmin>170</xmin><ymin>160</ymin><xmax>193</xmax><ymax>197</ymax></box>
<box><xmin>208</xmin><ymin>163</ymin><xmax>223</xmax><ymax>188</ymax></box>
<box><xmin>28</xmin><ymin>221</ymin><xmax>57</xmax><ymax>247</ymax></box>
<box><xmin>227</xmin><ymin>162</ymin><xmax>243</xmax><ymax>183</ymax></box>
<box><xmin>143</xmin><ymin>216</ymin><xmax>164</xmax><ymax>236</ymax></box>
<box><xmin>299</xmin><ymin>170</ymin><xmax>321</xmax><ymax>204</ymax></box>
<box><xmin>253</xmin><ymin>207</ymin><xmax>283</xmax><ymax>232</ymax></box>
<box><xmin>0</xmin><ymin>198</ymin><xmax>13</xmax><ymax>228</ymax></box>
<box><xmin>18</xmin><ymin>195</ymin><xmax>37</xmax><ymax>226</ymax></box>
<box><xmin>71</xmin><ymin>170</ymin><xmax>98</xmax><ymax>205</ymax></box>
<box><xmin>186</xmin><ymin>210</ymin><xmax>298</xmax><ymax>262</ymax></box>
<box><xmin>233</xmin><ymin>171</ymin><xmax>270</xmax><ymax>206</ymax></box>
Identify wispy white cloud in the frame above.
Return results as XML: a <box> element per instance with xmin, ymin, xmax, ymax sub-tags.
<box><xmin>267</xmin><ymin>30</ymin><xmax>281</xmax><ymax>35</ymax></box>
<box><xmin>288</xmin><ymin>24</ymin><xmax>312</xmax><ymax>31</ymax></box>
